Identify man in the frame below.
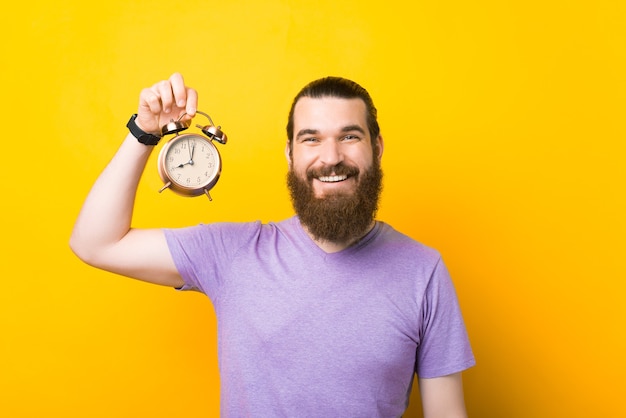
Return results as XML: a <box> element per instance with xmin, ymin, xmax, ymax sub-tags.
<box><xmin>70</xmin><ymin>73</ymin><xmax>475</xmax><ymax>417</ymax></box>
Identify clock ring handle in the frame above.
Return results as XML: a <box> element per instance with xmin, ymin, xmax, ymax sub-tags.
<box><xmin>195</xmin><ymin>110</ymin><xmax>215</xmax><ymax>126</ymax></box>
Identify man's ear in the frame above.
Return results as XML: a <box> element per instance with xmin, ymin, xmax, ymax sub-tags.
<box><xmin>285</xmin><ymin>141</ymin><xmax>292</xmax><ymax>168</ymax></box>
<box><xmin>375</xmin><ymin>135</ymin><xmax>384</xmax><ymax>161</ymax></box>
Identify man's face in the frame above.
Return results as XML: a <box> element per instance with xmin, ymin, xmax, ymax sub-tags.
<box><xmin>286</xmin><ymin>97</ymin><xmax>384</xmax><ymax>244</ymax></box>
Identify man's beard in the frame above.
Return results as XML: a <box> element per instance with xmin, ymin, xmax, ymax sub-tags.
<box><xmin>287</xmin><ymin>159</ymin><xmax>383</xmax><ymax>244</ymax></box>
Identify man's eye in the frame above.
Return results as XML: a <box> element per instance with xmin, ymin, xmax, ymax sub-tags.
<box><xmin>343</xmin><ymin>135</ymin><xmax>359</xmax><ymax>141</ymax></box>
<box><xmin>303</xmin><ymin>137</ymin><xmax>318</xmax><ymax>142</ymax></box>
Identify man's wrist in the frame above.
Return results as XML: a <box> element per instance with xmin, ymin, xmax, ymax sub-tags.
<box><xmin>127</xmin><ymin>114</ymin><xmax>161</xmax><ymax>146</ymax></box>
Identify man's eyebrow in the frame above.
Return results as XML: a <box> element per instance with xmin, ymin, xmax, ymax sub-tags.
<box><xmin>295</xmin><ymin>125</ymin><xmax>366</xmax><ymax>140</ymax></box>
<box><xmin>296</xmin><ymin>129</ymin><xmax>319</xmax><ymax>139</ymax></box>
<box><xmin>341</xmin><ymin>125</ymin><xmax>366</xmax><ymax>134</ymax></box>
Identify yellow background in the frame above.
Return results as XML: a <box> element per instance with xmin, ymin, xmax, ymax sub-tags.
<box><xmin>1</xmin><ymin>0</ymin><xmax>624</xmax><ymax>417</ymax></box>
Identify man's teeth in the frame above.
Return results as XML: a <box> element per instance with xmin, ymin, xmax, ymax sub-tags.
<box><xmin>318</xmin><ymin>175</ymin><xmax>348</xmax><ymax>183</ymax></box>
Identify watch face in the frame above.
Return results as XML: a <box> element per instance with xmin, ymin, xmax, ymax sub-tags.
<box><xmin>158</xmin><ymin>134</ymin><xmax>221</xmax><ymax>196</ymax></box>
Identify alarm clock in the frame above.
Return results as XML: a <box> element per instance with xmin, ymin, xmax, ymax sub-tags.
<box><xmin>157</xmin><ymin>111</ymin><xmax>227</xmax><ymax>200</ymax></box>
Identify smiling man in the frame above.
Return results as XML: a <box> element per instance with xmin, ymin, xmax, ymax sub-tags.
<box><xmin>70</xmin><ymin>73</ymin><xmax>475</xmax><ymax>417</ymax></box>
<box><xmin>287</xmin><ymin>90</ymin><xmax>384</xmax><ymax>251</ymax></box>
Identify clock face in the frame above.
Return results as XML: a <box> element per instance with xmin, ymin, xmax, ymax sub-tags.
<box><xmin>158</xmin><ymin>134</ymin><xmax>221</xmax><ymax>196</ymax></box>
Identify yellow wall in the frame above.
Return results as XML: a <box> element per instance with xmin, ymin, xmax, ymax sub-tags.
<box><xmin>1</xmin><ymin>1</ymin><xmax>624</xmax><ymax>417</ymax></box>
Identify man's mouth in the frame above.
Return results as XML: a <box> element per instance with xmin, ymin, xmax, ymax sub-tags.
<box><xmin>317</xmin><ymin>175</ymin><xmax>349</xmax><ymax>183</ymax></box>
<box><xmin>307</xmin><ymin>163</ymin><xmax>359</xmax><ymax>186</ymax></box>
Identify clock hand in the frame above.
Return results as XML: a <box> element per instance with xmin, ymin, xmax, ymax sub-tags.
<box><xmin>189</xmin><ymin>141</ymin><xmax>196</xmax><ymax>164</ymax></box>
<box><xmin>174</xmin><ymin>158</ymin><xmax>194</xmax><ymax>169</ymax></box>
<box><xmin>174</xmin><ymin>160</ymin><xmax>192</xmax><ymax>168</ymax></box>
<box><xmin>172</xmin><ymin>140</ymin><xmax>197</xmax><ymax>170</ymax></box>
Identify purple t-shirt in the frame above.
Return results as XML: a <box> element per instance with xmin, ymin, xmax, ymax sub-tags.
<box><xmin>164</xmin><ymin>216</ymin><xmax>474</xmax><ymax>417</ymax></box>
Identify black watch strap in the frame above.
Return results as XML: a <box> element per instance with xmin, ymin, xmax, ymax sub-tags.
<box><xmin>127</xmin><ymin>114</ymin><xmax>161</xmax><ymax>146</ymax></box>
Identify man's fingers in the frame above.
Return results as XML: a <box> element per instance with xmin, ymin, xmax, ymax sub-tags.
<box><xmin>169</xmin><ymin>73</ymin><xmax>198</xmax><ymax>118</ymax></box>
<box><xmin>185</xmin><ymin>87</ymin><xmax>198</xmax><ymax>117</ymax></box>
<box><xmin>136</xmin><ymin>73</ymin><xmax>196</xmax><ymax>132</ymax></box>
<box><xmin>154</xmin><ymin>79</ymin><xmax>175</xmax><ymax>114</ymax></box>
<box><xmin>169</xmin><ymin>72</ymin><xmax>188</xmax><ymax>110</ymax></box>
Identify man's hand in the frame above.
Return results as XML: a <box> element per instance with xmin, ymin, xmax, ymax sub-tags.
<box><xmin>135</xmin><ymin>72</ymin><xmax>198</xmax><ymax>135</ymax></box>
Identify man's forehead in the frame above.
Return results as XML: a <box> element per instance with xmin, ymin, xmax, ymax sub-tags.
<box><xmin>293</xmin><ymin>96</ymin><xmax>368</xmax><ymax>130</ymax></box>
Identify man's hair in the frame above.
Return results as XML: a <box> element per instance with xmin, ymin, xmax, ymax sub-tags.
<box><xmin>286</xmin><ymin>76</ymin><xmax>381</xmax><ymax>148</ymax></box>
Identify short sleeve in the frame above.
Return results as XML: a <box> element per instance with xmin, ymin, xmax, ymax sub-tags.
<box><xmin>163</xmin><ymin>221</ymin><xmax>262</xmax><ymax>301</ymax></box>
<box><xmin>416</xmin><ymin>258</ymin><xmax>475</xmax><ymax>378</ymax></box>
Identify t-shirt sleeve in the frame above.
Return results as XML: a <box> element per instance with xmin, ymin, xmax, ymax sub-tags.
<box><xmin>416</xmin><ymin>257</ymin><xmax>476</xmax><ymax>378</ymax></box>
<box><xmin>163</xmin><ymin>221</ymin><xmax>262</xmax><ymax>301</ymax></box>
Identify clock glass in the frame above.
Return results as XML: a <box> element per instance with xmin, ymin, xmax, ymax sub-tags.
<box><xmin>160</xmin><ymin>135</ymin><xmax>221</xmax><ymax>195</ymax></box>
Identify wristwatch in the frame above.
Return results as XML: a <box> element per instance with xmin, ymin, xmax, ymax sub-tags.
<box><xmin>127</xmin><ymin>114</ymin><xmax>161</xmax><ymax>146</ymax></box>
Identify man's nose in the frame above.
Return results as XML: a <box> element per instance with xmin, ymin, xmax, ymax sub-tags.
<box><xmin>319</xmin><ymin>140</ymin><xmax>344</xmax><ymax>166</ymax></box>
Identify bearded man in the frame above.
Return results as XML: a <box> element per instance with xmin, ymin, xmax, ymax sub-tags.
<box><xmin>70</xmin><ymin>73</ymin><xmax>475</xmax><ymax>418</ymax></box>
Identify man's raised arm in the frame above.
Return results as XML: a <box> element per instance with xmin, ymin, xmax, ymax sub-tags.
<box><xmin>69</xmin><ymin>73</ymin><xmax>197</xmax><ymax>288</ymax></box>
